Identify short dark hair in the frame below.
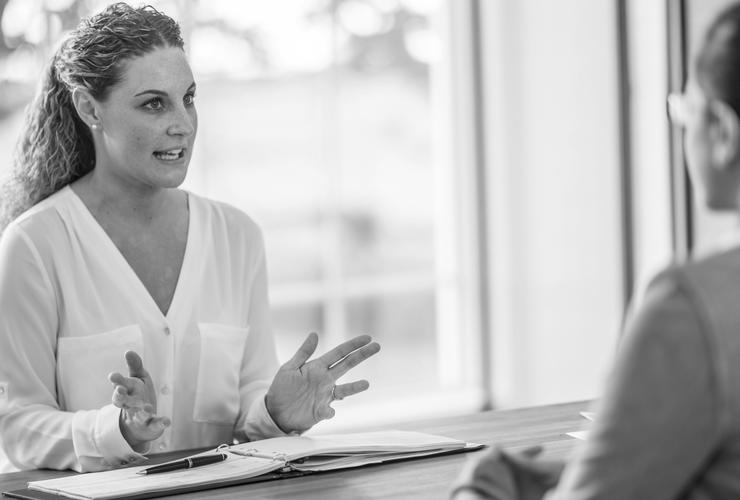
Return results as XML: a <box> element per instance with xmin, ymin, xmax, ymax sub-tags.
<box><xmin>696</xmin><ymin>2</ymin><xmax>740</xmax><ymax>117</ymax></box>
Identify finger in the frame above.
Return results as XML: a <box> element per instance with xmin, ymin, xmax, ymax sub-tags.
<box><xmin>320</xmin><ymin>335</ymin><xmax>374</xmax><ymax>368</ymax></box>
<box><xmin>109</xmin><ymin>372</ymin><xmax>143</xmax><ymax>394</ymax></box>
<box><xmin>501</xmin><ymin>448</ymin><xmax>541</xmax><ymax>466</ymax></box>
<box><xmin>125</xmin><ymin>350</ymin><xmax>150</xmax><ymax>380</ymax></box>
<box><xmin>318</xmin><ymin>405</ymin><xmax>335</xmax><ymax>421</ymax></box>
<box><xmin>115</xmin><ymin>392</ymin><xmax>148</xmax><ymax>412</ymax></box>
<box><xmin>111</xmin><ymin>385</ymin><xmax>129</xmax><ymax>408</ymax></box>
<box><xmin>112</xmin><ymin>385</ymin><xmax>140</xmax><ymax>408</ymax></box>
<box><xmin>108</xmin><ymin>372</ymin><xmax>126</xmax><ymax>386</ymax></box>
<box><xmin>332</xmin><ymin>380</ymin><xmax>370</xmax><ymax>400</ymax></box>
<box><xmin>501</xmin><ymin>449</ymin><xmax>561</xmax><ymax>484</ymax></box>
<box><xmin>328</xmin><ymin>342</ymin><xmax>380</xmax><ymax>378</ymax></box>
<box><xmin>148</xmin><ymin>416</ymin><xmax>171</xmax><ymax>432</ymax></box>
<box><xmin>284</xmin><ymin>332</ymin><xmax>319</xmax><ymax>370</ymax></box>
<box><xmin>132</xmin><ymin>406</ymin><xmax>155</xmax><ymax>427</ymax></box>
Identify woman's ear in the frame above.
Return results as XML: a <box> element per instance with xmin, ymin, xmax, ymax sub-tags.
<box><xmin>71</xmin><ymin>88</ymin><xmax>102</xmax><ymax>131</ymax></box>
<box><xmin>708</xmin><ymin>99</ymin><xmax>740</xmax><ymax>169</ymax></box>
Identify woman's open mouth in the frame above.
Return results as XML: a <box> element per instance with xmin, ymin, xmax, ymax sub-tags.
<box><xmin>153</xmin><ymin>148</ymin><xmax>184</xmax><ymax>161</ymax></box>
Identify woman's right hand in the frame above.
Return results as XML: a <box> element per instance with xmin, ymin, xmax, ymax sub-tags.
<box><xmin>451</xmin><ymin>446</ymin><xmax>563</xmax><ymax>500</ymax></box>
<box><xmin>108</xmin><ymin>351</ymin><xmax>170</xmax><ymax>450</ymax></box>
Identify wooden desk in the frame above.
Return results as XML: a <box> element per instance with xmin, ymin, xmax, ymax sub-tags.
<box><xmin>0</xmin><ymin>400</ymin><xmax>590</xmax><ymax>500</ymax></box>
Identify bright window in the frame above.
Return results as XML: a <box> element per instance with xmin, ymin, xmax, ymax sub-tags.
<box><xmin>0</xmin><ymin>0</ymin><xmax>484</xmax><ymax>429</ymax></box>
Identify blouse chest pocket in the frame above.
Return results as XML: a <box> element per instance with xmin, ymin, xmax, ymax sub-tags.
<box><xmin>193</xmin><ymin>323</ymin><xmax>249</xmax><ymax>425</ymax></box>
<box><xmin>57</xmin><ymin>325</ymin><xmax>144</xmax><ymax>411</ymax></box>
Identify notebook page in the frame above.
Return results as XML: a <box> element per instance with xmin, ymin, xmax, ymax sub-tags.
<box><xmin>229</xmin><ymin>430</ymin><xmax>465</xmax><ymax>461</ymax></box>
<box><xmin>293</xmin><ymin>448</ymin><xmax>461</xmax><ymax>471</ymax></box>
<box><xmin>28</xmin><ymin>454</ymin><xmax>279</xmax><ymax>500</ymax></box>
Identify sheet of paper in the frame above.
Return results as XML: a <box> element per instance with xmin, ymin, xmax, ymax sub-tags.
<box><xmin>567</xmin><ymin>430</ymin><xmax>589</xmax><ymax>440</ymax></box>
<box><xmin>29</xmin><ymin>454</ymin><xmax>278</xmax><ymax>500</ymax></box>
<box><xmin>229</xmin><ymin>430</ymin><xmax>464</xmax><ymax>461</ymax></box>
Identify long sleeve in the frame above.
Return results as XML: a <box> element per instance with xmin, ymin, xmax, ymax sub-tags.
<box><xmin>0</xmin><ymin>224</ymin><xmax>144</xmax><ymax>472</ymax></box>
<box><xmin>233</xmin><ymin>227</ymin><xmax>285</xmax><ymax>441</ymax></box>
<box><xmin>548</xmin><ymin>270</ymin><xmax>722</xmax><ymax>499</ymax></box>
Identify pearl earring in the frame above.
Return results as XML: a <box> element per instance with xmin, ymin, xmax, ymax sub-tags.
<box><xmin>91</xmin><ymin>123</ymin><xmax>99</xmax><ymax>130</ymax></box>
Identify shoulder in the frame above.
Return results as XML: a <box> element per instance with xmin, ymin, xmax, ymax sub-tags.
<box><xmin>1</xmin><ymin>188</ymin><xmax>73</xmax><ymax>255</ymax></box>
<box><xmin>643</xmin><ymin>248</ymin><xmax>740</xmax><ymax>304</ymax></box>
<box><xmin>623</xmin><ymin>252</ymin><xmax>740</xmax><ymax>369</ymax></box>
<box><xmin>643</xmin><ymin>249</ymin><xmax>740</xmax><ymax>327</ymax></box>
<box><xmin>187</xmin><ymin>192</ymin><xmax>264</xmax><ymax>244</ymax></box>
<box><xmin>621</xmin><ymin>260</ymin><xmax>717</xmax><ymax>362</ymax></box>
<box><xmin>631</xmin><ymin>267</ymin><xmax>697</xmax><ymax>337</ymax></box>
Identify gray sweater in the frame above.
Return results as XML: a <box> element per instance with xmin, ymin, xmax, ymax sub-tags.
<box><xmin>551</xmin><ymin>247</ymin><xmax>740</xmax><ymax>499</ymax></box>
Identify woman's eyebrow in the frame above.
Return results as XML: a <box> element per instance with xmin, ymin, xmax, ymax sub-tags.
<box><xmin>134</xmin><ymin>82</ymin><xmax>196</xmax><ymax>97</ymax></box>
<box><xmin>134</xmin><ymin>89</ymin><xmax>167</xmax><ymax>97</ymax></box>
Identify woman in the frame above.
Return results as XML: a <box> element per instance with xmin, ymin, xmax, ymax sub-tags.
<box><xmin>0</xmin><ymin>3</ymin><xmax>379</xmax><ymax>473</ymax></box>
<box><xmin>452</xmin><ymin>3</ymin><xmax>740</xmax><ymax>499</ymax></box>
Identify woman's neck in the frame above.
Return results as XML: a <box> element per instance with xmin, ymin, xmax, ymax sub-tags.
<box><xmin>70</xmin><ymin>171</ymin><xmax>180</xmax><ymax>227</ymax></box>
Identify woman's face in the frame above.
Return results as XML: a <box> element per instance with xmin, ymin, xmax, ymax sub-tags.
<box><xmin>681</xmin><ymin>81</ymin><xmax>714</xmax><ymax>201</ymax></box>
<box><xmin>92</xmin><ymin>46</ymin><xmax>197</xmax><ymax>191</ymax></box>
<box><xmin>670</xmin><ymin>78</ymin><xmax>731</xmax><ymax>209</ymax></box>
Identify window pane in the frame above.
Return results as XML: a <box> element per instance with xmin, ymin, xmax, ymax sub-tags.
<box><xmin>0</xmin><ymin>0</ymin><xmax>481</xmax><ymax>427</ymax></box>
<box><xmin>345</xmin><ymin>291</ymin><xmax>437</xmax><ymax>399</ymax></box>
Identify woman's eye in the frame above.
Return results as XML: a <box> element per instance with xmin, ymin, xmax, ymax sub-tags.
<box><xmin>184</xmin><ymin>93</ymin><xmax>195</xmax><ymax>106</ymax></box>
<box><xmin>143</xmin><ymin>98</ymin><xmax>164</xmax><ymax>111</ymax></box>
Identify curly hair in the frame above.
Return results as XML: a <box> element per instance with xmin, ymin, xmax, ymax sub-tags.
<box><xmin>0</xmin><ymin>2</ymin><xmax>184</xmax><ymax>231</ymax></box>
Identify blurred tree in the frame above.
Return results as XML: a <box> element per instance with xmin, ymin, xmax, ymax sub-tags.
<box><xmin>307</xmin><ymin>0</ymin><xmax>430</xmax><ymax>78</ymax></box>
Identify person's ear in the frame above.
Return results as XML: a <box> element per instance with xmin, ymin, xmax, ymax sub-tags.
<box><xmin>708</xmin><ymin>99</ymin><xmax>740</xmax><ymax>169</ymax></box>
<box><xmin>71</xmin><ymin>88</ymin><xmax>102</xmax><ymax>132</ymax></box>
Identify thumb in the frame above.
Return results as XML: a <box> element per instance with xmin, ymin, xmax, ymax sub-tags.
<box><xmin>318</xmin><ymin>405</ymin><xmax>336</xmax><ymax>421</ymax></box>
<box><xmin>125</xmin><ymin>351</ymin><xmax>149</xmax><ymax>379</ymax></box>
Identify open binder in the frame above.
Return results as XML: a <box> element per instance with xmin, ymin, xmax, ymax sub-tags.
<box><xmin>7</xmin><ymin>430</ymin><xmax>482</xmax><ymax>500</ymax></box>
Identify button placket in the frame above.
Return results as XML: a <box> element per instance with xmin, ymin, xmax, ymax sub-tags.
<box><xmin>156</xmin><ymin>321</ymin><xmax>175</xmax><ymax>454</ymax></box>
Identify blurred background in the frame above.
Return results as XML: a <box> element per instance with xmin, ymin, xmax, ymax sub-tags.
<box><xmin>0</xmin><ymin>0</ymin><xmax>730</xmax><ymax>431</ymax></box>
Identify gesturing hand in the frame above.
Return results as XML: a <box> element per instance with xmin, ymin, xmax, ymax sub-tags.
<box><xmin>108</xmin><ymin>351</ymin><xmax>170</xmax><ymax>450</ymax></box>
<box><xmin>452</xmin><ymin>446</ymin><xmax>564</xmax><ymax>500</ymax></box>
<box><xmin>265</xmin><ymin>332</ymin><xmax>381</xmax><ymax>434</ymax></box>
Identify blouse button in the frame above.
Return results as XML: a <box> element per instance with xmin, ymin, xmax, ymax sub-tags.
<box><xmin>164</xmin><ymin>327</ymin><xmax>171</xmax><ymax>336</ymax></box>
<box><xmin>161</xmin><ymin>385</ymin><xmax>170</xmax><ymax>395</ymax></box>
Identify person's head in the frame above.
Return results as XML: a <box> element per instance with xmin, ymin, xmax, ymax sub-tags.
<box><xmin>0</xmin><ymin>2</ymin><xmax>191</xmax><ymax>230</ymax></box>
<box><xmin>670</xmin><ymin>3</ymin><xmax>740</xmax><ymax>210</ymax></box>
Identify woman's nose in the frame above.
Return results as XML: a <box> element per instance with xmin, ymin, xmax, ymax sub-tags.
<box><xmin>167</xmin><ymin>107</ymin><xmax>196</xmax><ymax>137</ymax></box>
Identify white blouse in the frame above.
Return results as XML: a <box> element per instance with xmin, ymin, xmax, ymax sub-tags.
<box><xmin>0</xmin><ymin>186</ymin><xmax>284</xmax><ymax>472</ymax></box>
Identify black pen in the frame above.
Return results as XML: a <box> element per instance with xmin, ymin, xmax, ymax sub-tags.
<box><xmin>136</xmin><ymin>453</ymin><xmax>228</xmax><ymax>475</ymax></box>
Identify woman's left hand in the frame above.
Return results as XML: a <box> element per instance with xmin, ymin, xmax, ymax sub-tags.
<box><xmin>265</xmin><ymin>332</ymin><xmax>381</xmax><ymax>433</ymax></box>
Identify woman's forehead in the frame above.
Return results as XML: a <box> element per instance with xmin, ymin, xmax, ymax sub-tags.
<box><xmin>116</xmin><ymin>46</ymin><xmax>194</xmax><ymax>95</ymax></box>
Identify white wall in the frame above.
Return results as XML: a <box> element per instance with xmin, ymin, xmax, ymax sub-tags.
<box><xmin>625</xmin><ymin>0</ymin><xmax>673</xmax><ymax>303</ymax></box>
<box><xmin>479</xmin><ymin>0</ymin><xmax>625</xmax><ymax>408</ymax></box>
